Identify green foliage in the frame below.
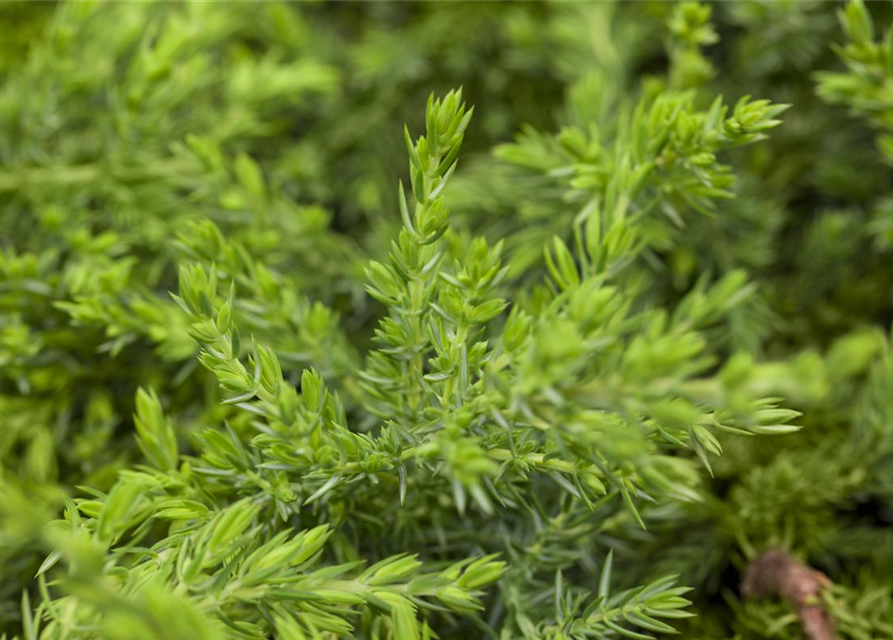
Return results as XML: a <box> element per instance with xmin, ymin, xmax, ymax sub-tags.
<box><xmin>3</xmin><ymin>2</ymin><xmax>893</xmax><ymax>639</ymax></box>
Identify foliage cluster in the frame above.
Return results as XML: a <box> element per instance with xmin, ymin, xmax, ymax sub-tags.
<box><xmin>2</xmin><ymin>2</ymin><xmax>893</xmax><ymax>639</ymax></box>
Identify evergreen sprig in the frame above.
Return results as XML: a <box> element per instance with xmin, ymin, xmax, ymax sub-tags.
<box><xmin>4</xmin><ymin>2</ymin><xmax>893</xmax><ymax>639</ymax></box>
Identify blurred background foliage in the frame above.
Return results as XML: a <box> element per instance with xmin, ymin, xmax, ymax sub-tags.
<box><xmin>2</xmin><ymin>1</ymin><xmax>893</xmax><ymax>638</ymax></box>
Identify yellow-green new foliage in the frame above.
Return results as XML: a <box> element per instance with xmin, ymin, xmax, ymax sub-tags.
<box><xmin>3</xmin><ymin>3</ymin><xmax>893</xmax><ymax>640</ymax></box>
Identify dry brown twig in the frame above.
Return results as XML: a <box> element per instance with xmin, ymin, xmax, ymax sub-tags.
<box><xmin>741</xmin><ymin>548</ymin><xmax>838</xmax><ymax>640</ymax></box>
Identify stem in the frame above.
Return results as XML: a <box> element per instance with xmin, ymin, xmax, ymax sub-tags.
<box><xmin>408</xmin><ymin>277</ymin><xmax>426</xmax><ymax>410</ymax></box>
<box><xmin>741</xmin><ymin>548</ymin><xmax>837</xmax><ymax>640</ymax></box>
